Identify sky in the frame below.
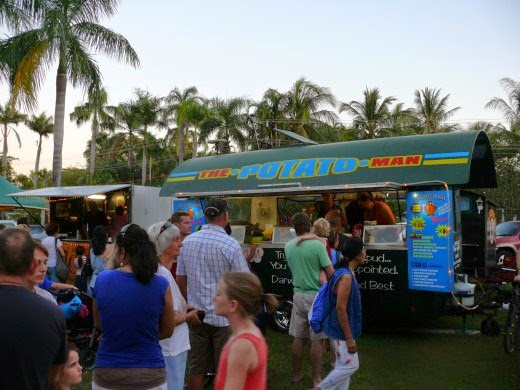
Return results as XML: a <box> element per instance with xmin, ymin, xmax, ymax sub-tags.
<box><xmin>1</xmin><ymin>0</ymin><xmax>519</xmax><ymax>176</ymax></box>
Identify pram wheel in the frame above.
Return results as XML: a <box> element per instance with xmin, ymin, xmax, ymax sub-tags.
<box><xmin>79</xmin><ymin>347</ymin><xmax>97</xmax><ymax>370</ymax></box>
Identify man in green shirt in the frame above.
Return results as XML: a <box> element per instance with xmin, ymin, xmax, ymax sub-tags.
<box><xmin>285</xmin><ymin>212</ymin><xmax>334</xmax><ymax>388</ymax></box>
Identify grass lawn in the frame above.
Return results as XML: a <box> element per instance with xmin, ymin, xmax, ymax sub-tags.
<box><xmin>74</xmin><ymin>310</ymin><xmax>518</xmax><ymax>390</ymax></box>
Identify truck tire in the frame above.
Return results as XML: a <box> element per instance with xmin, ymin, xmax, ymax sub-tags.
<box><xmin>272</xmin><ymin>300</ymin><xmax>293</xmax><ymax>332</ymax></box>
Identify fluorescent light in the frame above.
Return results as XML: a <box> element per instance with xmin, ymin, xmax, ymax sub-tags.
<box><xmin>87</xmin><ymin>194</ymin><xmax>106</xmax><ymax>200</ymax></box>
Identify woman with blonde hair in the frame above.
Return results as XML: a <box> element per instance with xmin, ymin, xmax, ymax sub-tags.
<box><xmin>213</xmin><ymin>272</ymin><xmax>278</xmax><ymax>390</ymax></box>
<box><xmin>148</xmin><ymin>221</ymin><xmax>198</xmax><ymax>390</ymax></box>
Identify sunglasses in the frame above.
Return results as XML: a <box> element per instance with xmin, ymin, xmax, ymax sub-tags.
<box><xmin>158</xmin><ymin>220</ymin><xmax>173</xmax><ymax>237</ymax></box>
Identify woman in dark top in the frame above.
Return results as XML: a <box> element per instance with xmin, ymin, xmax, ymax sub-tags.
<box><xmin>92</xmin><ymin>224</ymin><xmax>175</xmax><ymax>389</ymax></box>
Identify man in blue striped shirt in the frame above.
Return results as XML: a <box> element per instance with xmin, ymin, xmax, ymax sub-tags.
<box><xmin>177</xmin><ymin>199</ymin><xmax>250</xmax><ymax>390</ymax></box>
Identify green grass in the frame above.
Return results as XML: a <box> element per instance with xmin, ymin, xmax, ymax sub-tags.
<box><xmin>74</xmin><ymin>311</ymin><xmax>518</xmax><ymax>390</ymax></box>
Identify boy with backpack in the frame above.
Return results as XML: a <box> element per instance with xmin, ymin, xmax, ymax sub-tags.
<box><xmin>310</xmin><ymin>237</ymin><xmax>365</xmax><ymax>390</ymax></box>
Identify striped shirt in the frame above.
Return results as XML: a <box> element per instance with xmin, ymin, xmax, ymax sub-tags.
<box><xmin>177</xmin><ymin>224</ymin><xmax>250</xmax><ymax>327</ymax></box>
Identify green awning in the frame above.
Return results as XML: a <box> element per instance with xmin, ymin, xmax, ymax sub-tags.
<box><xmin>0</xmin><ymin>176</ymin><xmax>47</xmax><ymax>210</ymax></box>
<box><xmin>160</xmin><ymin>131</ymin><xmax>497</xmax><ymax>197</ymax></box>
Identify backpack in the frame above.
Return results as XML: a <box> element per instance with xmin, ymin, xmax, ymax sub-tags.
<box><xmin>81</xmin><ymin>255</ymin><xmax>94</xmax><ymax>278</ymax></box>
<box><xmin>309</xmin><ymin>268</ymin><xmax>348</xmax><ymax>334</ymax></box>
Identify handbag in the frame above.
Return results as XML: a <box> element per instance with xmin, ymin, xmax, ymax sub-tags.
<box><xmin>54</xmin><ymin>237</ymin><xmax>70</xmax><ymax>282</ymax></box>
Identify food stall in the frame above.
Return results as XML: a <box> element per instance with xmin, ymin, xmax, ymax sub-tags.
<box><xmin>160</xmin><ymin>131</ymin><xmax>497</xmax><ymax>330</ymax></box>
<box><xmin>9</xmin><ymin>184</ymin><xmax>172</xmax><ymax>282</ymax></box>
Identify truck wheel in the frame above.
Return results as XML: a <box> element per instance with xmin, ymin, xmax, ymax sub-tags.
<box><xmin>481</xmin><ymin>318</ymin><xmax>500</xmax><ymax>336</ymax></box>
<box><xmin>272</xmin><ymin>300</ymin><xmax>293</xmax><ymax>332</ymax></box>
<box><xmin>79</xmin><ymin>347</ymin><xmax>97</xmax><ymax>370</ymax></box>
<box><xmin>497</xmin><ymin>248</ymin><xmax>516</xmax><ymax>267</ymax></box>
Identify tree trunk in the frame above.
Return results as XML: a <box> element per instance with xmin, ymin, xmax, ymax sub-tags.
<box><xmin>141</xmin><ymin>144</ymin><xmax>147</xmax><ymax>186</ymax></box>
<box><xmin>127</xmin><ymin>130</ymin><xmax>133</xmax><ymax>169</ymax></box>
<box><xmin>141</xmin><ymin>128</ymin><xmax>147</xmax><ymax>185</ymax></box>
<box><xmin>89</xmin><ymin>115</ymin><xmax>99</xmax><ymax>183</ymax></box>
<box><xmin>179</xmin><ymin>121</ymin><xmax>186</xmax><ymax>164</ymax></box>
<box><xmin>2</xmin><ymin>124</ymin><xmax>8</xmax><ymax>177</ymax></box>
<box><xmin>52</xmin><ymin>69</ymin><xmax>67</xmax><ymax>186</ymax></box>
<box><xmin>192</xmin><ymin>128</ymin><xmax>198</xmax><ymax>158</ymax></box>
<box><xmin>33</xmin><ymin>135</ymin><xmax>42</xmax><ymax>188</ymax></box>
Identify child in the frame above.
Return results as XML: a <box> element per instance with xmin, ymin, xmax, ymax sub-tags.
<box><xmin>51</xmin><ymin>343</ymin><xmax>83</xmax><ymax>389</ymax></box>
<box><xmin>73</xmin><ymin>246</ymin><xmax>88</xmax><ymax>293</ymax></box>
<box><xmin>316</xmin><ymin>237</ymin><xmax>365</xmax><ymax>390</ymax></box>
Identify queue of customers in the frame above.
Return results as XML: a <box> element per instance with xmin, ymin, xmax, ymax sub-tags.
<box><xmin>0</xmin><ymin>199</ymin><xmax>277</xmax><ymax>390</ymax></box>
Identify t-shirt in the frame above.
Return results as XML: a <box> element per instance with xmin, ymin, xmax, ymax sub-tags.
<box><xmin>34</xmin><ymin>286</ymin><xmax>58</xmax><ymax>305</ymax></box>
<box><xmin>157</xmin><ymin>265</ymin><xmax>190</xmax><ymax>356</ymax></box>
<box><xmin>41</xmin><ymin>236</ymin><xmax>63</xmax><ymax>268</ymax></box>
<box><xmin>93</xmin><ymin>270</ymin><xmax>169</xmax><ymax>368</ymax></box>
<box><xmin>285</xmin><ymin>238</ymin><xmax>331</xmax><ymax>294</ymax></box>
<box><xmin>0</xmin><ymin>285</ymin><xmax>66</xmax><ymax>389</ymax></box>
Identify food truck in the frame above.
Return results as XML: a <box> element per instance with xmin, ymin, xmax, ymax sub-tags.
<box><xmin>160</xmin><ymin>131</ymin><xmax>498</xmax><ymax>330</ymax></box>
<box><xmin>9</xmin><ymin>184</ymin><xmax>172</xmax><ymax>282</ymax></box>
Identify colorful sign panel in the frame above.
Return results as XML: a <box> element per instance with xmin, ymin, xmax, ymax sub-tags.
<box><xmin>167</xmin><ymin>151</ymin><xmax>470</xmax><ymax>183</ymax></box>
<box><xmin>406</xmin><ymin>190</ymin><xmax>454</xmax><ymax>293</ymax></box>
<box><xmin>172</xmin><ymin>198</ymin><xmax>205</xmax><ymax>232</ymax></box>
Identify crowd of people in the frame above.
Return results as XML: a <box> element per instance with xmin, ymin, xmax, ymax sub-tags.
<box><xmin>0</xmin><ymin>195</ymin><xmax>368</xmax><ymax>390</ymax></box>
<box><xmin>0</xmin><ymin>199</ymin><xmax>280</xmax><ymax>390</ymax></box>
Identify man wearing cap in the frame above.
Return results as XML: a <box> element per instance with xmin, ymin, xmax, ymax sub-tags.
<box><xmin>176</xmin><ymin>199</ymin><xmax>250</xmax><ymax>390</ymax></box>
<box><xmin>285</xmin><ymin>212</ymin><xmax>334</xmax><ymax>388</ymax></box>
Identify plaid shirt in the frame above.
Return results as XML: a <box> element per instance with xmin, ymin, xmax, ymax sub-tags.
<box><xmin>177</xmin><ymin>224</ymin><xmax>250</xmax><ymax>327</ymax></box>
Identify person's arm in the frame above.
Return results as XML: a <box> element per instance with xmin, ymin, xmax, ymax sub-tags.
<box><xmin>93</xmin><ymin>298</ymin><xmax>102</xmax><ymax>330</ymax></box>
<box><xmin>176</xmin><ymin>275</ymin><xmax>187</xmax><ymax>300</ymax></box>
<box><xmin>336</xmin><ymin>274</ymin><xmax>356</xmax><ymax>353</ymax></box>
<box><xmin>317</xmin><ymin>242</ymin><xmax>334</xmax><ymax>280</ymax></box>
<box><xmin>230</xmin><ymin>246</ymin><xmax>251</xmax><ymax>272</ymax></box>
<box><xmin>50</xmin><ymin>282</ymin><xmax>77</xmax><ymax>290</ymax></box>
<box><xmin>323</xmin><ymin>264</ymin><xmax>334</xmax><ymax>279</ymax></box>
<box><xmin>159</xmin><ymin>287</ymin><xmax>175</xmax><ymax>340</ymax></box>
<box><xmin>49</xmin><ymin>313</ymin><xmax>67</xmax><ymax>386</ymax></box>
<box><xmin>223</xmin><ymin>338</ymin><xmax>257</xmax><ymax>390</ymax></box>
<box><xmin>379</xmin><ymin>203</ymin><xmax>396</xmax><ymax>225</ymax></box>
<box><xmin>296</xmin><ymin>233</ymin><xmax>319</xmax><ymax>246</ymax></box>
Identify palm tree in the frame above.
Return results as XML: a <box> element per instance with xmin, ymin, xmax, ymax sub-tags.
<box><xmin>0</xmin><ymin>0</ymin><xmax>140</xmax><ymax>186</ymax></box>
<box><xmin>387</xmin><ymin>103</ymin><xmax>418</xmax><ymax>137</ymax></box>
<box><xmin>485</xmin><ymin>77</ymin><xmax>520</xmax><ymax>144</ymax></box>
<box><xmin>70</xmin><ymin>86</ymin><xmax>113</xmax><ymax>183</ymax></box>
<box><xmin>0</xmin><ymin>102</ymin><xmax>26</xmax><ymax>176</ymax></box>
<box><xmin>106</xmin><ymin>101</ymin><xmax>142</xmax><ymax>181</ymax></box>
<box><xmin>254</xmin><ymin>88</ymin><xmax>289</xmax><ymax>148</ymax></box>
<box><xmin>339</xmin><ymin>87</ymin><xmax>396</xmax><ymax>139</ymax></box>
<box><xmin>164</xmin><ymin>86</ymin><xmax>204</xmax><ymax>164</ymax></box>
<box><xmin>131</xmin><ymin>89</ymin><xmax>162</xmax><ymax>185</ymax></box>
<box><xmin>200</xmin><ymin>97</ymin><xmax>249</xmax><ymax>153</ymax></box>
<box><xmin>413</xmin><ymin>87</ymin><xmax>461</xmax><ymax>134</ymax></box>
<box><xmin>285</xmin><ymin>77</ymin><xmax>337</xmax><ymax>138</ymax></box>
<box><xmin>25</xmin><ymin>112</ymin><xmax>53</xmax><ymax>187</ymax></box>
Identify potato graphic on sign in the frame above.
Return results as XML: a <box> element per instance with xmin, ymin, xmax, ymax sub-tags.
<box><xmin>425</xmin><ymin>201</ymin><xmax>437</xmax><ymax>216</ymax></box>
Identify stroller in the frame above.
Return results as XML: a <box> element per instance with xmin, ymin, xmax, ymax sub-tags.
<box><xmin>55</xmin><ymin>289</ymin><xmax>101</xmax><ymax>370</ymax></box>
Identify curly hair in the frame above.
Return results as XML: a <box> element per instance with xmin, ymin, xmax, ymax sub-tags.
<box><xmin>312</xmin><ymin>218</ymin><xmax>331</xmax><ymax>238</ymax></box>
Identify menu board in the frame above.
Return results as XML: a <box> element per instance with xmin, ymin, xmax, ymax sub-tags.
<box><xmin>172</xmin><ymin>198</ymin><xmax>206</xmax><ymax>232</ymax></box>
<box><xmin>406</xmin><ymin>190</ymin><xmax>454</xmax><ymax>292</ymax></box>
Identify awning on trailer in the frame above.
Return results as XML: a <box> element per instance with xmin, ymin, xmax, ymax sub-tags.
<box><xmin>160</xmin><ymin>131</ymin><xmax>497</xmax><ymax>197</ymax></box>
<box><xmin>8</xmin><ymin>184</ymin><xmax>131</xmax><ymax>198</ymax></box>
<box><xmin>0</xmin><ymin>176</ymin><xmax>47</xmax><ymax>210</ymax></box>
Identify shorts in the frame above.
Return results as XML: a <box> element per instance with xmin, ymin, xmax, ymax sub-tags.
<box><xmin>188</xmin><ymin>323</ymin><xmax>230</xmax><ymax>376</ymax></box>
<box><xmin>289</xmin><ymin>292</ymin><xmax>327</xmax><ymax>340</ymax></box>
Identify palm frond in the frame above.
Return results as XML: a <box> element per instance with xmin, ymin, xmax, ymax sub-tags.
<box><xmin>72</xmin><ymin>22</ymin><xmax>140</xmax><ymax>66</ymax></box>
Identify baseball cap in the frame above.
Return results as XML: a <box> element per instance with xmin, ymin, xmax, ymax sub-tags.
<box><xmin>204</xmin><ymin>199</ymin><xmax>228</xmax><ymax>218</ymax></box>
